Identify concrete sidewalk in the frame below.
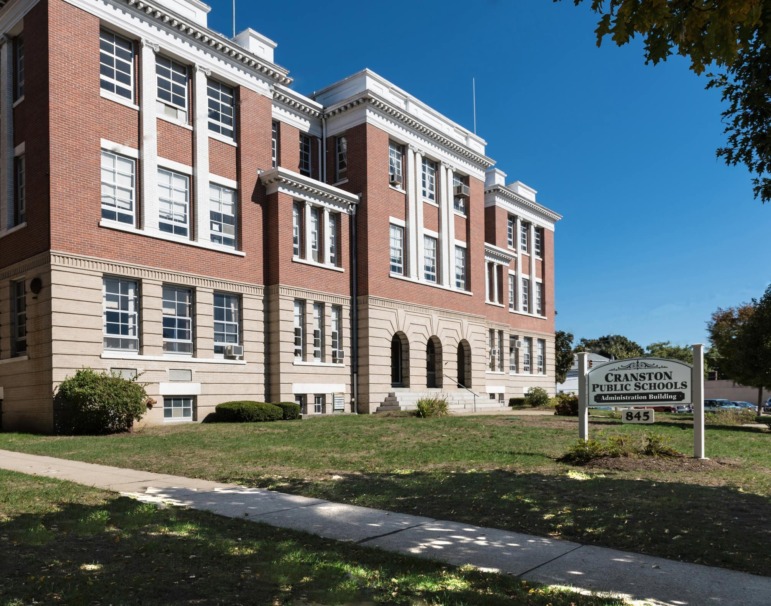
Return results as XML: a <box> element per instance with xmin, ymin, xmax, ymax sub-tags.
<box><xmin>1</xmin><ymin>449</ymin><xmax>769</xmax><ymax>606</ymax></box>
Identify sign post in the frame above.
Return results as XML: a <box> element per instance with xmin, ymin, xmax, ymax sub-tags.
<box><xmin>578</xmin><ymin>352</ymin><xmax>588</xmax><ymax>440</ymax></box>
<box><xmin>692</xmin><ymin>344</ymin><xmax>705</xmax><ymax>459</ymax></box>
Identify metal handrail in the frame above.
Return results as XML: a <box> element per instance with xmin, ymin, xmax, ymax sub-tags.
<box><xmin>444</xmin><ymin>373</ymin><xmax>480</xmax><ymax>413</ymax></box>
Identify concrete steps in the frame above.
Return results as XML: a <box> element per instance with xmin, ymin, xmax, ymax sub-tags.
<box><xmin>375</xmin><ymin>389</ymin><xmax>510</xmax><ymax>414</ymax></box>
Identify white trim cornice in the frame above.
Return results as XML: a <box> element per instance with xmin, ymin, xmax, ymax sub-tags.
<box><xmin>485</xmin><ymin>184</ymin><xmax>562</xmax><ymax>224</ymax></box>
<box><xmin>260</xmin><ymin>167</ymin><xmax>359</xmax><ymax>212</ymax></box>
<box><xmin>484</xmin><ymin>243</ymin><xmax>516</xmax><ymax>265</ymax></box>
<box><xmin>273</xmin><ymin>84</ymin><xmax>322</xmax><ymax>119</ymax></box>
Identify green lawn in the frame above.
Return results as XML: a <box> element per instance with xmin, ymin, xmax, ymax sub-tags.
<box><xmin>0</xmin><ymin>470</ymin><xmax>623</xmax><ymax>605</ymax></box>
<box><xmin>1</xmin><ymin>414</ymin><xmax>770</xmax><ymax>576</ymax></box>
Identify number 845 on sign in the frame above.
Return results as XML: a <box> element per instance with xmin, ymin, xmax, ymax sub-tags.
<box><xmin>622</xmin><ymin>409</ymin><xmax>655</xmax><ymax>424</ymax></box>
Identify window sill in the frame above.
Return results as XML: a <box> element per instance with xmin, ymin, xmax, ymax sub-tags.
<box><xmin>389</xmin><ymin>185</ymin><xmax>406</xmax><ymax>193</ymax></box>
<box><xmin>158</xmin><ymin>112</ymin><xmax>192</xmax><ymax>130</ymax></box>
<box><xmin>0</xmin><ymin>355</ymin><xmax>29</xmax><ymax>365</ymax></box>
<box><xmin>388</xmin><ymin>273</ymin><xmax>473</xmax><ymax>296</ymax></box>
<box><xmin>100</xmin><ymin>90</ymin><xmax>138</xmax><ymax>111</ymax></box>
<box><xmin>0</xmin><ymin>222</ymin><xmax>27</xmax><ymax>239</ymax></box>
<box><xmin>292</xmin><ymin>257</ymin><xmax>344</xmax><ymax>272</ymax></box>
<box><xmin>453</xmin><ymin>210</ymin><xmax>467</xmax><ymax>218</ymax></box>
<box><xmin>423</xmin><ymin>199</ymin><xmax>439</xmax><ymax>207</ymax></box>
<box><xmin>12</xmin><ymin>95</ymin><xmax>24</xmax><ymax>109</ymax></box>
<box><xmin>99</xmin><ymin>220</ymin><xmax>246</xmax><ymax>256</ymax></box>
<box><xmin>332</xmin><ymin>178</ymin><xmax>348</xmax><ymax>186</ymax></box>
<box><xmin>485</xmin><ymin>301</ymin><xmax>505</xmax><ymax>308</ymax></box>
<box><xmin>101</xmin><ymin>351</ymin><xmax>246</xmax><ymax>365</ymax></box>
<box><xmin>508</xmin><ymin>309</ymin><xmax>548</xmax><ymax>320</ymax></box>
<box><xmin>209</xmin><ymin>131</ymin><xmax>237</xmax><ymax>147</ymax></box>
<box><xmin>293</xmin><ymin>360</ymin><xmax>346</xmax><ymax>368</ymax></box>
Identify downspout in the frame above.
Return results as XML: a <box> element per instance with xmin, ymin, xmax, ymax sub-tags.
<box><xmin>350</xmin><ymin>198</ymin><xmax>359</xmax><ymax>413</ymax></box>
<box><xmin>320</xmin><ymin>115</ymin><xmax>327</xmax><ymax>182</ymax></box>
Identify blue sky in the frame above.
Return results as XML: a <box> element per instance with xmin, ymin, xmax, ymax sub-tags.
<box><xmin>206</xmin><ymin>0</ymin><xmax>768</xmax><ymax>348</ymax></box>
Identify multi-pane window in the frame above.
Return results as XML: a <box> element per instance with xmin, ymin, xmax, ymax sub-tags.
<box><xmin>388</xmin><ymin>141</ymin><xmax>403</xmax><ymax>186</ymax></box>
<box><xmin>328</xmin><ymin>213</ymin><xmax>339</xmax><ymax>266</ymax></box>
<box><xmin>520</xmin><ymin>221</ymin><xmax>530</xmax><ymax>251</ymax></box>
<box><xmin>331</xmin><ymin>305</ymin><xmax>343</xmax><ymax>364</ymax></box>
<box><xmin>11</xmin><ymin>280</ymin><xmax>26</xmax><ymax>357</ymax></box>
<box><xmin>454</xmin><ymin>246</ymin><xmax>467</xmax><ymax>290</ymax></box>
<box><xmin>207</xmin><ymin>79</ymin><xmax>235</xmax><ymax>138</ymax></box>
<box><xmin>13</xmin><ymin>36</ymin><xmax>24</xmax><ymax>101</ymax></box>
<box><xmin>13</xmin><ymin>155</ymin><xmax>25</xmax><ymax>226</ymax></box>
<box><xmin>314</xmin><ymin>394</ymin><xmax>325</xmax><ymax>414</ymax></box>
<box><xmin>293</xmin><ymin>299</ymin><xmax>306</xmax><ymax>360</ymax></box>
<box><xmin>293</xmin><ymin>201</ymin><xmax>304</xmax><ymax>258</ymax></box>
<box><xmin>390</xmin><ymin>224</ymin><xmax>404</xmax><ymax>275</ymax></box>
<box><xmin>488</xmin><ymin>329</ymin><xmax>503</xmax><ymax>372</ymax></box>
<box><xmin>300</xmin><ymin>134</ymin><xmax>312</xmax><ymax>177</ymax></box>
<box><xmin>213</xmin><ymin>292</ymin><xmax>240</xmax><ymax>354</ymax></box>
<box><xmin>535</xmin><ymin>281</ymin><xmax>544</xmax><ymax>316</ymax></box>
<box><xmin>99</xmin><ymin>30</ymin><xmax>133</xmax><ymax>101</ymax></box>
<box><xmin>535</xmin><ymin>227</ymin><xmax>543</xmax><ymax>257</ymax></box>
<box><xmin>508</xmin><ymin>274</ymin><xmax>516</xmax><ymax>310</ymax></box>
<box><xmin>271</xmin><ymin>121</ymin><xmax>279</xmax><ymax>168</ymax></box>
<box><xmin>521</xmin><ymin>277</ymin><xmax>530</xmax><ymax>312</ymax></box>
<box><xmin>156</xmin><ymin>56</ymin><xmax>188</xmax><ymax>120</ymax></box>
<box><xmin>509</xmin><ymin>335</ymin><xmax>519</xmax><ymax>372</ymax></box>
<box><xmin>335</xmin><ymin>136</ymin><xmax>347</xmax><ymax>181</ymax></box>
<box><xmin>537</xmin><ymin>339</ymin><xmax>546</xmax><ymax>374</ymax></box>
<box><xmin>423</xmin><ymin>235</ymin><xmax>437</xmax><ymax>282</ymax></box>
<box><xmin>507</xmin><ymin>215</ymin><xmax>516</xmax><ymax>248</ymax></box>
<box><xmin>310</xmin><ymin>207</ymin><xmax>322</xmax><ymax>262</ymax></box>
<box><xmin>312</xmin><ymin>302</ymin><xmax>324</xmax><ymax>362</ymax></box>
<box><xmin>103</xmin><ymin>277</ymin><xmax>139</xmax><ymax>351</ymax></box>
<box><xmin>164</xmin><ymin>397</ymin><xmax>193</xmax><ymax>421</ymax></box>
<box><xmin>453</xmin><ymin>173</ymin><xmax>467</xmax><ymax>214</ymax></box>
<box><xmin>209</xmin><ymin>183</ymin><xmax>237</xmax><ymax>247</ymax></box>
<box><xmin>101</xmin><ymin>151</ymin><xmax>135</xmax><ymax>225</ymax></box>
<box><xmin>421</xmin><ymin>158</ymin><xmax>437</xmax><ymax>201</ymax></box>
<box><xmin>523</xmin><ymin>337</ymin><xmax>533</xmax><ymax>373</ymax></box>
<box><xmin>295</xmin><ymin>394</ymin><xmax>306</xmax><ymax>413</ymax></box>
<box><xmin>162</xmin><ymin>286</ymin><xmax>193</xmax><ymax>354</ymax></box>
<box><xmin>158</xmin><ymin>168</ymin><xmax>189</xmax><ymax>237</ymax></box>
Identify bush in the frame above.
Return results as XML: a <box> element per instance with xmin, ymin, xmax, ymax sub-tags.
<box><xmin>274</xmin><ymin>402</ymin><xmax>301</xmax><ymax>420</ymax></box>
<box><xmin>416</xmin><ymin>396</ymin><xmax>449</xmax><ymax>418</ymax></box>
<box><xmin>524</xmin><ymin>387</ymin><xmax>550</xmax><ymax>408</ymax></box>
<box><xmin>508</xmin><ymin>397</ymin><xmax>526</xmax><ymax>408</ymax></box>
<box><xmin>215</xmin><ymin>401</ymin><xmax>283</xmax><ymax>423</ymax></box>
<box><xmin>706</xmin><ymin>409</ymin><xmax>757</xmax><ymax>426</ymax></box>
<box><xmin>554</xmin><ymin>392</ymin><xmax>579</xmax><ymax>416</ymax></box>
<box><xmin>558</xmin><ymin>433</ymin><xmax>683</xmax><ymax>465</ymax></box>
<box><xmin>54</xmin><ymin>368</ymin><xmax>147</xmax><ymax>435</ymax></box>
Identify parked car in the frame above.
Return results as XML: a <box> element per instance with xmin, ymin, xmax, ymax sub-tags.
<box><xmin>703</xmin><ymin>399</ymin><xmax>736</xmax><ymax>412</ymax></box>
<box><xmin>732</xmin><ymin>401</ymin><xmax>758</xmax><ymax>411</ymax></box>
<box><xmin>765</xmin><ymin>398</ymin><xmax>771</xmax><ymax>414</ymax></box>
<box><xmin>673</xmin><ymin>404</ymin><xmax>692</xmax><ymax>414</ymax></box>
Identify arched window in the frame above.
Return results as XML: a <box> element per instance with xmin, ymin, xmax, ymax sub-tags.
<box><xmin>457</xmin><ymin>339</ymin><xmax>471</xmax><ymax>388</ymax></box>
<box><xmin>391</xmin><ymin>333</ymin><xmax>409</xmax><ymax>387</ymax></box>
<box><xmin>426</xmin><ymin>336</ymin><xmax>443</xmax><ymax>388</ymax></box>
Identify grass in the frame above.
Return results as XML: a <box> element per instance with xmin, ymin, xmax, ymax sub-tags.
<box><xmin>1</xmin><ymin>414</ymin><xmax>770</xmax><ymax>576</ymax></box>
<box><xmin>0</xmin><ymin>470</ymin><xmax>624</xmax><ymax>606</ymax></box>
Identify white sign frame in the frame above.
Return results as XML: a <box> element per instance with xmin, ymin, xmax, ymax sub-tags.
<box><xmin>587</xmin><ymin>357</ymin><xmax>692</xmax><ymax>407</ymax></box>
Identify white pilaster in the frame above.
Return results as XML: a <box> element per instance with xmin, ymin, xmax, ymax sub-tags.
<box><xmin>446</xmin><ymin>166</ymin><xmax>456</xmax><ymax>286</ymax></box>
<box><xmin>414</xmin><ymin>150</ymin><xmax>424</xmax><ymax>280</ymax></box>
<box><xmin>405</xmin><ymin>146</ymin><xmax>417</xmax><ymax>278</ymax></box>
<box><xmin>439</xmin><ymin>163</ymin><xmax>451</xmax><ymax>286</ymax></box>
<box><xmin>193</xmin><ymin>65</ymin><xmax>210</xmax><ymax>242</ymax></box>
<box><xmin>515</xmin><ymin>216</ymin><xmax>523</xmax><ymax>310</ymax></box>
<box><xmin>0</xmin><ymin>37</ymin><xmax>12</xmax><ymax>231</ymax></box>
<box><xmin>322</xmin><ymin>207</ymin><xmax>330</xmax><ymax>263</ymax></box>
<box><xmin>529</xmin><ymin>222</ymin><xmax>536</xmax><ymax>303</ymax></box>
<box><xmin>140</xmin><ymin>40</ymin><xmax>160</xmax><ymax>231</ymax></box>
<box><xmin>304</xmin><ymin>202</ymin><xmax>312</xmax><ymax>260</ymax></box>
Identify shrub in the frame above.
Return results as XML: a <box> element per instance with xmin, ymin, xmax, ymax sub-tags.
<box><xmin>756</xmin><ymin>415</ymin><xmax>771</xmax><ymax>429</ymax></box>
<box><xmin>524</xmin><ymin>387</ymin><xmax>550</xmax><ymax>408</ymax></box>
<box><xmin>416</xmin><ymin>396</ymin><xmax>449</xmax><ymax>418</ymax></box>
<box><xmin>54</xmin><ymin>368</ymin><xmax>147</xmax><ymax>435</ymax></box>
<box><xmin>274</xmin><ymin>402</ymin><xmax>301</xmax><ymax>420</ymax></box>
<box><xmin>558</xmin><ymin>433</ymin><xmax>683</xmax><ymax>465</ymax></box>
<box><xmin>554</xmin><ymin>392</ymin><xmax>579</xmax><ymax>416</ymax></box>
<box><xmin>508</xmin><ymin>397</ymin><xmax>526</xmax><ymax>408</ymax></box>
<box><xmin>706</xmin><ymin>409</ymin><xmax>757</xmax><ymax>426</ymax></box>
<box><xmin>641</xmin><ymin>433</ymin><xmax>681</xmax><ymax>458</ymax></box>
<box><xmin>215</xmin><ymin>401</ymin><xmax>282</xmax><ymax>423</ymax></box>
<box><xmin>558</xmin><ymin>439</ymin><xmax>608</xmax><ymax>465</ymax></box>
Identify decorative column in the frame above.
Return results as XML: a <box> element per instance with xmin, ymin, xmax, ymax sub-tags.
<box><xmin>413</xmin><ymin>149</ymin><xmax>425</xmax><ymax>280</ymax></box>
<box><xmin>304</xmin><ymin>202</ymin><xmax>312</xmax><ymax>260</ymax></box>
<box><xmin>193</xmin><ymin>65</ymin><xmax>211</xmax><ymax>242</ymax></box>
<box><xmin>0</xmin><ymin>36</ymin><xmax>12</xmax><ymax>231</ymax></box>
<box><xmin>405</xmin><ymin>146</ymin><xmax>417</xmax><ymax>278</ymax></box>
<box><xmin>529</xmin><ymin>222</ymin><xmax>537</xmax><ymax>311</ymax></box>
<box><xmin>439</xmin><ymin>163</ymin><xmax>451</xmax><ymax>286</ymax></box>
<box><xmin>515</xmin><ymin>216</ymin><xmax>523</xmax><ymax>310</ymax></box>
<box><xmin>140</xmin><ymin>40</ymin><xmax>160</xmax><ymax>232</ymax></box>
<box><xmin>445</xmin><ymin>165</ymin><xmax>456</xmax><ymax>286</ymax></box>
<box><xmin>322</xmin><ymin>207</ymin><xmax>330</xmax><ymax>263</ymax></box>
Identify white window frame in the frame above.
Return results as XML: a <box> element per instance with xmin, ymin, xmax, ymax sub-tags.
<box><xmin>209</xmin><ymin>183</ymin><xmax>237</xmax><ymax>248</ymax></box>
<box><xmin>314</xmin><ymin>394</ymin><xmax>325</xmax><ymax>414</ymax></box>
<box><xmin>454</xmin><ymin>245</ymin><xmax>467</xmax><ymax>290</ymax></box>
<box><xmin>156</xmin><ymin>56</ymin><xmax>188</xmax><ymax>121</ymax></box>
<box><xmin>101</xmin><ymin>150</ymin><xmax>135</xmax><ymax>225</ymax></box>
<box><xmin>335</xmin><ymin>136</ymin><xmax>347</xmax><ymax>181</ymax></box>
<box><xmin>293</xmin><ymin>201</ymin><xmax>303</xmax><ymax>258</ymax></box>
<box><xmin>294</xmin><ymin>299</ymin><xmax>306</xmax><ymax>360</ymax></box>
<box><xmin>421</xmin><ymin>158</ymin><xmax>437</xmax><ymax>202</ymax></box>
<box><xmin>453</xmin><ymin>173</ymin><xmax>466</xmax><ymax>215</ymax></box>
<box><xmin>509</xmin><ymin>335</ymin><xmax>519</xmax><ymax>373</ymax></box>
<box><xmin>328</xmin><ymin>212</ymin><xmax>339</xmax><ymax>266</ymax></box>
<box><xmin>162</xmin><ymin>285</ymin><xmax>193</xmax><ymax>354</ymax></box>
<box><xmin>13</xmin><ymin>36</ymin><xmax>24</xmax><ymax>101</ymax></box>
<box><xmin>100</xmin><ymin>30</ymin><xmax>133</xmax><ymax>101</ymax></box>
<box><xmin>508</xmin><ymin>273</ymin><xmax>516</xmax><ymax>311</ymax></box>
<box><xmin>213</xmin><ymin>292</ymin><xmax>240</xmax><ymax>355</ymax></box>
<box><xmin>388</xmin><ymin>141</ymin><xmax>403</xmax><ymax>185</ymax></box>
<box><xmin>310</xmin><ymin>207</ymin><xmax>322</xmax><ymax>263</ymax></box>
<box><xmin>103</xmin><ymin>277</ymin><xmax>139</xmax><ymax>352</ymax></box>
<box><xmin>521</xmin><ymin>277</ymin><xmax>530</xmax><ymax>312</ymax></box>
<box><xmin>537</xmin><ymin>339</ymin><xmax>546</xmax><ymax>374</ymax></box>
<box><xmin>271</xmin><ymin>121</ymin><xmax>279</xmax><ymax>168</ymax></box>
<box><xmin>163</xmin><ymin>396</ymin><xmax>194</xmax><ymax>422</ymax></box>
<box><xmin>523</xmin><ymin>337</ymin><xmax>533</xmax><ymax>373</ymax></box>
<box><xmin>507</xmin><ymin>215</ymin><xmax>515</xmax><ymax>249</ymax></box>
<box><xmin>535</xmin><ymin>227</ymin><xmax>543</xmax><ymax>257</ymax></box>
<box><xmin>520</xmin><ymin>221</ymin><xmax>529</xmax><ymax>252</ymax></box>
<box><xmin>312</xmin><ymin>302</ymin><xmax>325</xmax><ymax>362</ymax></box>
<box><xmin>11</xmin><ymin>280</ymin><xmax>26</xmax><ymax>357</ymax></box>
<box><xmin>207</xmin><ymin>79</ymin><xmax>235</xmax><ymax>139</ymax></box>
<box><xmin>158</xmin><ymin>168</ymin><xmax>190</xmax><ymax>237</ymax></box>
<box><xmin>390</xmin><ymin>224</ymin><xmax>404</xmax><ymax>275</ymax></box>
<box><xmin>423</xmin><ymin>235</ymin><xmax>438</xmax><ymax>282</ymax></box>
<box><xmin>300</xmin><ymin>134</ymin><xmax>312</xmax><ymax>177</ymax></box>
<box><xmin>536</xmin><ymin>281</ymin><xmax>544</xmax><ymax>316</ymax></box>
<box><xmin>331</xmin><ymin>305</ymin><xmax>344</xmax><ymax>364</ymax></box>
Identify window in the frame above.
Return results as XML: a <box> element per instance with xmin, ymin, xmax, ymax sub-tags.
<box><xmin>295</xmin><ymin>394</ymin><xmax>307</xmax><ymax>414</ymax></box>
<box><xmin>162</xmin><ymin>286</ymin><xmax>193</xmax><ymax>354</ymax></box>
<box><xmin>271</xmin><ymin>121</ymin><xmax>279</xmax><ymax>168</ymax></box>
<box><xmin>13</xmin><ymin>36</ymin><xmax>24</xmax><ymax>101</ymax></box>
<box><xmin>537</xmin><ymin>339</ymin><xmax>546</xmax><ymax>374</ymax></box>
<box><xmin>328</xmin><ymin>213</ymin><xmax>339</xmax><ymax>266</ymax></box>
<box><xmin>294</xmin><ymin>299</ymin><xmax>306</xmax><ymax>360</ymax></box>
<box><xmin>423</xmin><ymin>235</ymin><xmax>437</xmax><ymax>282</ymax></box>
<box><xmin>507</xmin><ymin>215</ymin><xmax>516</xmax><ymax>248</ymax></box>
<box><xmin>300</xmin><ymin>134</ymin><xmax>312</xmax><ymax>177</ymax></box>
<box><xmin>158</xmin><ymin>168</ymin><xmax>189</xmax><ymax>237</ymax></box>
<box><xmin>156</xmin><ymin>56</ymin><xmax>188</xmax><ymax>120</ymax></box>
<box><xmin>312</xmin><ymin>302</ymin><xmax>324</xmax><ymax>362</ymax></box>
<box><xmin>535</xmin><ymin>227</ymin><xmax>543</xmax><ymax>257</ymax></box>
<box><xmin>293</xmin><ymin>201</ymin><xmax>304</xmax><ymax>258</ymax></box>
<box><xmin>488</xmin><ymin>329</ymin><xmax>503</xmax><ymax>372</ymax></box>
<box><xmin>421</xmin><ymin>158</ymin><xmax>436</xmax><ymax>201</ymax></box>
<box><xmin>213</xmin><ymin>293</ymin><xmax>240</xmax><ymax>354</ymax></box>
<box><xmin>522</xmin><ymin>277</ymin><xmax>530</xmax><ymax>312</ymax></box>
<box><xmin>310</xmin><ymin>207</ymin><xmax>322</xmax><ymax>262</ymax></box>
<box><xmin>210</xmin><ymin>183</ymin><xmax>237</xmax><ymax>247</ymax></box>
<box><xmin>388</xmin><ymin>141</ymin><xmax>403</xmax><ymax>186</ymax></box>
<box><xmin>454</xmin><ymin>246</ymin><xmax>467</xmax><ymax>290</ymax></box>
<box><xmin>509</xmin><ymin>335</ymin><xmax>519</xmax><ymax>372</ymax></box>
<box><xmin>11</xmin><ymin>280</ymin><xmax>26</xmax><ymax>357</ymax></box>
<box><xmin>520</xmin><ymin>221</ymin><xmax>530</xmax><ymax>252</ymax></box>
<box><xmin>335</xmin><ymin>136</ymin><xmax>347</xmax><ymax>181</ymax></box>
<box><xmin>331</xmin><ymin>305</ymin><xmax>343</xmax><ymax>364</ymax></box>
<box><xmin>314</xmin><ymin>394</ymin><xmax>325</xmax><ymax>414</ymax></box>
<box><xmin>99</xmin><ymin>30</ymin><xmax>133</xmax><ymax>101</ymax></box>
<box><xmin>207</xmin><ymin>79</ymin><xmax>235</xmax><ymax>138</ymax></box>
<box><xmin>13</xmin><ymin>155</ymin><xmax>25</xmax><ymax>226</ymax></box>
<box><xmin>103</xmin><ymin>277</ymin><xmax>139</xmax><ymax>351</ymax></box>
<box><xmin>390</xmin><ymin>224</ymin><xmax>404</xmax><ymax>275</ymax></box>
<box><xmin>508</xmin><ymin>274</ymin><xmax>516</xmax><ymax>311</ymax></box>
<box><xmin>523</xmin><ymin>337</ymin><xmax>533</xmax><ymax>373</ymax></box>
<box><xmin>453</xmin><ymin>173</ymin><xmax>467</xmax><ymax>214</ymax></box>
<box><xmin>164</xmin><ymin>397</ymin><xmax>194</xmax><ymax>422</ymax></box>
<box><xmin>101</xmin><ymin>151</ymin><xmax>135</xmax><ymax>225</ymax></box>
<box><xmin>536</xmin><ymin>281</ymin><xmax>544</xmax><ymax>316</ymax></box>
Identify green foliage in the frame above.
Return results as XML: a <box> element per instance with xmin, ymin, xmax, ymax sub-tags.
<box><xmin>559</xmin><ymin>432</ymin><xmax>682</xmax><ymax>464</ymax></box>
<box><xmin>645</xmin><ymin>341</ymin><xmax>693</xmax><ymax>364</ymax></box>
<box><xmin>508</xmin><ymin>397</ymin><xmax>526</xmax><ymax>408</ymax></box>
<box><xmin>215</xmin><ymin>401</ymin><xmax>283</xmax><ymax>423</ymax></box>
<box><xmin>756</xmin><ymin>415</ymin><xmax>771</xmax><ymax>429</ymax></box>
<box><xmin>575</xmin><ymin>335</ymin><xmax>643</xmax><ymax>360</ymax></box>
<box><xmin>706</xmin><ymin>408</ymin><xmax>758</xmax><ymax>426</ymax></box>
<box><xmin>525</xmin><ymin>387</ymin><xmax>550</xmax><ymax>408</ymax></box>
<box><xmin>54</xmin><ymin>368</ymin><xmax>147</xmax><ymax>435</ymax></box>
<box><xmin>641</xmin><ymin>434</ymin><xmax>681</xmax><ymax>458</ymax></box>
<box><xmin>553</xmin><ymin>392</ymin><xmax>579</xmax><ymax>416</ymax></box>
<box><xmin>415</xmin><ymin>396</ymin><xmax>449</xmax><ymax>418</ymax></box>
<box><xmin>554</xmin><ymin>330</ymin><xmax>575</xmax><ymax>383</ymax></box>
<box><xmin>274</xmin><ymin>402</ymin><xmax>302</xmax><ymax>420</ymax></box>
<box><xmin>558</xmin><ymin>439</ymin><xmax>607</xmax><ymax>465</ymax></box>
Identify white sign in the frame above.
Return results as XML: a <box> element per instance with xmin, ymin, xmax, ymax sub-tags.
<box><xmin>587</xmin><ymin>357</ymin><xmax>691</xmax><ymax>407</ymax></box>
<box><xmin>622</xmin><ymin>409</ymin><xmax>655</xmax><ymax>424</ymax></box>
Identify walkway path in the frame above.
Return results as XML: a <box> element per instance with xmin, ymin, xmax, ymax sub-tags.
<box><xmin>2</xmin><ymin>449</ymin><xmax>769</xmax><ymax>606</ymax></box>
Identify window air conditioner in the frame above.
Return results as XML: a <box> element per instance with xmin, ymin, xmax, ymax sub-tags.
<box><xmin>389</xmin><ymin>172</ymin><xmax>403</xmax><ymax>186</ymax></box>
<box><xmin>224</xmin><ymin>345</ymin><xmax>244</xmax><ymax>359</ymax></box>
<box><xmin>454</xmin><ymin>183</ymin><xmax>470</xmax><ymax>198</ymax></box>
<box><xmin>514</xmin><ymin>340</ymin><xmax>523</xmax><ymax>349</ymax></box>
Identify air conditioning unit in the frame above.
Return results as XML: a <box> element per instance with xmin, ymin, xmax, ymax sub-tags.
<box><xmin>454</xmin><ymin>183</ymin><xmax>470</xmax><ymax>198</ymax></box>
<box><xmin>389</xmin><ymin>172</ymin><xmax>402</xmax><ymax>186</ymax></box>
<box><xmin>224</xmin><ymin>344</ymin><xmax>244</xmax><ymax>359</ymax></box>
<box><xmin>514</xmin><ymin>340</ymin><xmax>523</xmax><ymax>349</ymax></box>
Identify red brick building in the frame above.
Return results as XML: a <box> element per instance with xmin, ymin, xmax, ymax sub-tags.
<box><xmin>0</xmin><ymin>0</ymin><xmax>560</xmax><ymax>431</ymax></box>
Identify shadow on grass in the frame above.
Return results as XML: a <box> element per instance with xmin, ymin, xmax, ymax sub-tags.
<box><xmin>231</xmin><ymin>468</ymin><xmax>771</xmax><ymax>577</ymax></box>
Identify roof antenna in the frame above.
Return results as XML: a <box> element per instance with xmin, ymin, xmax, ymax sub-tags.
<box><xmin>232</xmin><ymin>0</ymin><xmax>236</xmax><ymax>38</ymax></box>
<box><xmin>472</xmin><ymin>77</ymin><xmax>477</xmax><ymax>135</ymax></box>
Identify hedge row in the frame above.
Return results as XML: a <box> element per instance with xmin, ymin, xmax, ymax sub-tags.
<box><xmin>214</xmin><ymin>401</ymin><xmax>301</xmax><ymax>423</ymax></box>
